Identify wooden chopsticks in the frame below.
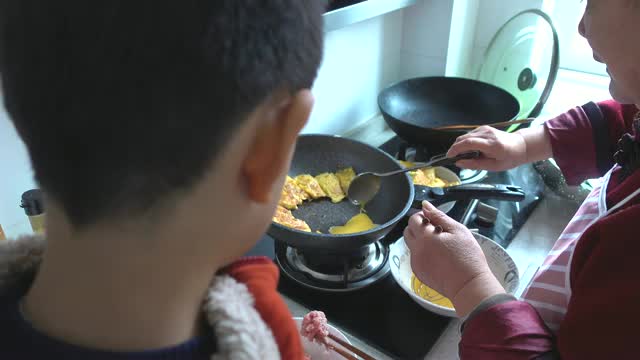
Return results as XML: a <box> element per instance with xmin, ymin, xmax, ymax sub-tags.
<box><xmin>328</xmin><ymin>333</ymin><xmax>378</xmax><ymax>360</ymax></box>
<box><xmin>433</xmin><ymin>118</ymin><xmax>535</xmax><ymax>131</ymax></box>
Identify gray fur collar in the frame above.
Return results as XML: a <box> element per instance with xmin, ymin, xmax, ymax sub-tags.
<box><xmin>0</xmin><ymin>236</ymin><xmax>280</xmax><ymax>359</ymax></box>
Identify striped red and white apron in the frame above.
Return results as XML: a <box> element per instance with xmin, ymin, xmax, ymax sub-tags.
<box><xmin>521</xmin><ymin>166</ymin><xmax>640</xmax><ymax>332</ymax></box>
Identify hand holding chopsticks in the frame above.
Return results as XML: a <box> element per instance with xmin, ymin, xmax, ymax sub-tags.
<box><xmin>300</xmin><ymin>311</ymin><xmax>378</xmax><ymax>360</ymax></box>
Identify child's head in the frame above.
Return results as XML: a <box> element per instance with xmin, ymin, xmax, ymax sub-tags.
<box><xmin>579</xmin><ymin>0</ymin><xmax>640</xmax><ymax>104</ymax></box>
<box><xmin>0</xmin><ymin>1</ymin><xmax>324</xmax><ymax>261</ymax></box>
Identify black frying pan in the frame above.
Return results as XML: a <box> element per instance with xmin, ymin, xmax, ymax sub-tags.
<box><xmin>267</xmin><ymin>135</ymin><xmax>524</xmax><ymax>253</ymax></box>
<box><xmin>379</xmin><ymin>77</ymin><xmax>520</xmax><ymax>154</ymax></box>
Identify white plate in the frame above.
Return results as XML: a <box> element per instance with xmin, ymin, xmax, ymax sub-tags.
<box><xmin>293</xmin><ymin>317</ymin><xmax>353</xmax><ymax>360</ymax></box>
<box><xmin>389</xmin><ymin>233</ymin><xmax>519</xmax><ymax>317</ymax></box>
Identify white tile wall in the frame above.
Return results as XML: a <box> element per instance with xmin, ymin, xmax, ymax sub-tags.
<box><xmin>445</xmin><ymin>0</ymin><xmax>480</xmax><ymax>77</ymax></box>
<box><xmin>304</xmin><ymin>9</ymin><xmax>405</xmax><ymax>134</ymax></box>
<box><xmin>402</xmin><ymin>0</ymin><xmax>452</xmax><ymax>59</ymax></box>
<box><xmin>399</xmin><ymin>0</ymin><xmax>454</xmax><ymax>79</ymax></box>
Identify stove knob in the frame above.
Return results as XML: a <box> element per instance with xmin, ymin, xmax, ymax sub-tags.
<box><xmin>476</xmin><ymin>202</ymin><xmax>498</xmax><ymax>227</ymax></box>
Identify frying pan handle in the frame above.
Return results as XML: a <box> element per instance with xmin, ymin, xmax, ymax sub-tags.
<box><xmin>412</xmin><ymin>184</ymin><xmax>525</xmax><ymax>208</ymax></box>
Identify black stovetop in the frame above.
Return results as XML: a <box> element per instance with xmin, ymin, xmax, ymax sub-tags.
<box><xmin>246</xmin><ymin>220</ymin><xmax>451</xmax><ymax>360</ymax></box>
<box><xmin>245</xmin><ymin>136</ymin><xmax>545</xmax><ymax>359</ymax></box>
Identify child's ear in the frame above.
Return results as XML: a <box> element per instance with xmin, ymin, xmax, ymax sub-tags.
<box><xmin>242</xmin><ymin>90</ymin><xmax>314</xmax><ymax>203</ymax></box>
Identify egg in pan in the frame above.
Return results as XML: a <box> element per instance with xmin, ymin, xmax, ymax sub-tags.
<box><xmin>314</xmin><ymin>173</ymin><xmax>345</xmax><ymax>203</ymax></box>
<box><xmin>272</xmin><ymin>205</ymin><xmax>311</xmax><ymax>232</ymax></box>
<box><xmin>335</xmin><ymin>167</ymin><xmax>356</xmax><ymax>194</ymax></box>
<box><xmin>279</xmin><ymin>176</ymin><xmax>309</xmax><ymax>210</ymax></box>
<box><xmin>274</xmin><ymin>165</ymin><xmax>454</xmax><ymax>235</ymax></box>
<box><xmin>294</xmin><ymin>174</ymin><xmax>326</xmax><ymax>199</ymax></box>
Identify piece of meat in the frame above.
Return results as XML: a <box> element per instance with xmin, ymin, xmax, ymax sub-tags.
<box><xmin>301</xmin><ymin>311</ymin><xmax>329</xmax><ymax>344</ymax></box>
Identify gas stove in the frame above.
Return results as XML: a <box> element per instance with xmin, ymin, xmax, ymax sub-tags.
<box><xmin>245</xmin><ymin>136</ymin><xmax>545</xmax><ymax>359</ymax></box>
<box><xmin>276</xmin><ymin>240</ymin><xmax>390</xmax><ymax>292</ymax></box>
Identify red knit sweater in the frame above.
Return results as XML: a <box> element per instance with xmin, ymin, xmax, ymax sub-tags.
<box><xmin>460</xmin><ymin>100</ymin><xmax>640</xmax><ymax>360</ymax></box>
<box><xmin>226</xmin><ymin>257</ymin><xmax>305</xmax><ymax>360</ymax></box>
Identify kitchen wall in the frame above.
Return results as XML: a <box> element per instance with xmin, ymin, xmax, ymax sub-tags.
<box><xmin>303</xmin><ymin>9</ymin><xmax>404</xmax><ymax>134</ymax></box>
<box><xmin>445</xmin><ymin>0</ymin><xmax>480</xmax><ymax>77</ymax></box>
<box><xmin>399</xmin><ymin>0</ymin><xmax>454</xmax><ymax>80</ymax></box>
<box><xmin>304</xmin><ymin>0</ymin><xmax>456</xmax><ymax>134</ymax></box>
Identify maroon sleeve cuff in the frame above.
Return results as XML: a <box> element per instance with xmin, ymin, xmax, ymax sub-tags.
<box><xmin>545</xmin><ymin>103</ymin><xmax>608</xmax><ymax>185</ymax></box>
<box><xmin>460</xmin><ymin>301</ymin><xmax>555</xmax><ymax>359</ymax></box>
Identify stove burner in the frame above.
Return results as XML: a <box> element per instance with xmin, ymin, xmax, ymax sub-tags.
<box><xmin>275</xmin><ymin>242</ymin><xmax>390</xmax><ymax>292</ymax></box>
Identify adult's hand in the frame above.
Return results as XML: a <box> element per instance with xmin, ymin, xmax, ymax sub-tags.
<box><xmin>447</xmin><ymin>126</ymin><xmax>527</xmax><ymax>171</ymax></box>
<box><xmin>403</xmin><ymin>201</ymin><xmax>505</xmax><ymax>317</ymax></box>
<box><xmin>447</xmin><ymin>125</ymin><xmax>553</xmax><ymax>172</ymax></box>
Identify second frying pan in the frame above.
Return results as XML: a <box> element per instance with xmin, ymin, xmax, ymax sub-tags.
<box><xmin>378</xmin><ymin>77</ymin><xmax>520</xmax><ymax>154</ymax></box>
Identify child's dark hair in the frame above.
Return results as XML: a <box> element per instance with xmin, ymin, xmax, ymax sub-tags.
<box><xmin>0</xmin><ymin>1</ymin><xmax>324</xmax><ymax>227</ymax></box>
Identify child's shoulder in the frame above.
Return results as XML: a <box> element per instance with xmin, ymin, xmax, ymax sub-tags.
<box><xmin>0</xmin><ymin>289</ymin><xmax>27</xmax><ymax>355</ymax></box>
<box><xmin>0</xmin><ymin>236</ymin><xmax>44</xmax><ymax>297</ymax></box>
<box><xmin>222</xmin><ymin>257</ymin><xmax>305</xmax><ymax>360</ymax></box>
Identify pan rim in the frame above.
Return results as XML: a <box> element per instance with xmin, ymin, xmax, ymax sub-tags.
<box><xmin>270</xmin><ymin>133</ymin><xmax>415</xmax><ymax>238</ymax></box>
<box><xmin>377</xmin><ymin>76</ymin><xmax>520</xmax><ymax>123</ymax></box>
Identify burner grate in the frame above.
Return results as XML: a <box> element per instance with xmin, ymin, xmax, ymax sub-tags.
<box><xmin>275</xmin><ymin>242</ymin><xmax>390</xmax><ymax>292</ymax></box>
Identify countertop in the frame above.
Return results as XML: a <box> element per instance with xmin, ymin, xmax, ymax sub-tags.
<box><xmin>284</xmin><ymin>115</ymin><xmax>581</xmax><ymax>359</ymax></box>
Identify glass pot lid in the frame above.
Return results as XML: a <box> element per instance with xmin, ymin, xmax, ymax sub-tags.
<box><xmin>477</xmin><ymin>9</ymin><xmax>560</xmax><ymax>120</ymax></box>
